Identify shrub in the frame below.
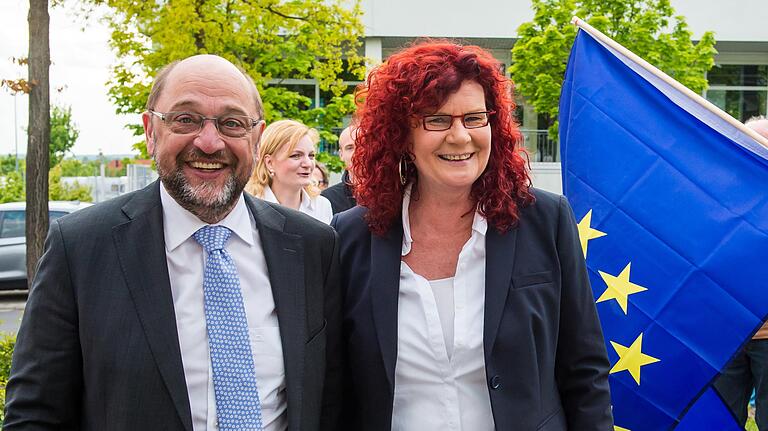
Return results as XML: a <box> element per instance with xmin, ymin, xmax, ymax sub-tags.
<box><xmin>0</xmin><ymin>332</ymin><xmax>17</xmax><ymax>422</ymax></box>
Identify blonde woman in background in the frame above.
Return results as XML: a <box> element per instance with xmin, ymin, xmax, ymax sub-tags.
<box><xmin>246</xmin><ymin>119</ymin><xmax>333</xmax><ymax>224</ymax></box>
<box><xmin>312</xmin><ymin>162</ymin><xmax>330</xmax><ymax>191</ymax></box>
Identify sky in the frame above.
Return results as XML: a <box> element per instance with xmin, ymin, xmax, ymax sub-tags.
<box><xmin>0</xmin><ymin>0</ymin><xmax>138</xmax><ymax>157</ymax></box>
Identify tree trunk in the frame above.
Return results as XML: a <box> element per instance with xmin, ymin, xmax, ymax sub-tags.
<box><xmin>26</xmin><ymin>0</ymin><xmax>50</xmax><ymax>284</ymax></box>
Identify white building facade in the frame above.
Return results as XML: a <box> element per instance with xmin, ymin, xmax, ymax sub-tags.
<box><xmin>355</xmin><ymin>0</ymin><xmax>768</xmax><ymax>193</ymax></box>
<box><xmin>280</xmin><ymin>1</ymin><xmax>762</xmax><ymax>192</ymax></box>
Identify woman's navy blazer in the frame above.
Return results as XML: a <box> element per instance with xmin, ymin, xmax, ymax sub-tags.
<box><xmin>331</xmin><ymin>188</ymin><xmax>613</xmax><ymax>431</ymax></box>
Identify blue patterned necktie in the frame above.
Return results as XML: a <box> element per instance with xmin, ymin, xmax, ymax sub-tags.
<box><xmin>193</xmin><ymin>225</ymin><xmax>263</xmax><ymax>431</ymax></box>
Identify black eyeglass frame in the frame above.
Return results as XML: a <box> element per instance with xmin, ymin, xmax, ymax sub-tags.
<box><xmin>420</xmin><ymin>110</ymin><xmax>497</xmax><ymax>131</ymax></box>
<box><xmin>148</xmin><ymin>110</ymin><xmax>262</xmax><ymax>138</ymax></box>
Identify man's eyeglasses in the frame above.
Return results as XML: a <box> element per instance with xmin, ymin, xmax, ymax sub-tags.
<box><xmin>148</xmin><ymin>110</ymin><xmax>262</xmax><ymax>138</ymax></box>
<box><xmin>421</xmin><ymin>110</ymin><xmax>496</xmax><ymax>131</ymax></box>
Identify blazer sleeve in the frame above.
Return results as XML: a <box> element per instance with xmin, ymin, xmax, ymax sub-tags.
<box><xmin>328</xmin><ymin>212</ymin><xmax>359</xmax><ymax>431</ymax></box>
<box><xmin>554</xmin><ymin>196</ymin><xmax>614</xmax><ymax>430</ymax></box>
<box><xmin>3</xmin><ymin>220</ymin><xmax>83</xmax><ymax>430</ymax></box>
<box><xmin>319</xmin><ymin>226</ymin><xmax>343</xmax><ymax>430</ymax></box>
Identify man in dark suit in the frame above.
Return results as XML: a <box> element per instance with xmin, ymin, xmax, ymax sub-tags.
<box><xmin>321</xmin><ymin>126</ymin><xmax>356</xmax><ymax>214</ymax></box>
<box><xmin>4</xmin><ymin>55</ymin><xmax>341</xmax><ymax>431</ymax></box>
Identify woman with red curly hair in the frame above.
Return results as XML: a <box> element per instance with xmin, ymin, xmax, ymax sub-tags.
<box><xmin>331</xmin><ymin>40</ymin><xmax>613</xmax><ymax>430</ymax></box>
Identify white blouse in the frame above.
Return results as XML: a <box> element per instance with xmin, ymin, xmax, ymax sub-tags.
<box><xmin>391</xmin><ymin>187</ymin><xmax>495</xmax><ymax>431</ymax></box>
<box><xmin>429</xmin><ymin>277</ymin><xmax>455</xmax><ymax>358</ymax></box>
<box><xmin>260</xmin><ymin>185</ymin><xmax>333</xmax><ymax>224</ymax></box>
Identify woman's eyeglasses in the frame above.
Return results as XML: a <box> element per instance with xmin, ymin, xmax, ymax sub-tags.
<box><xmin>421</xmin><ymin>111</ymin><xmax>496</xmax><ymax>131</ymax></box>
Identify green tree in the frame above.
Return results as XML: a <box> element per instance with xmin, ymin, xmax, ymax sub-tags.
<box><xmin>316</xmin><ymin>152</ymin><xmax>345</xmax><ymax>174</ymax></box>
<box><xmin>50</xmin><ymin>105</ymin><xmax>80</xmax><ymax>167</ymax></box>
<box><xmin>48</xmin><ymin>165</ymin><xmax>93</xmax><ymax>202</ymax></box>
<box><xmin>0</xmin><ymin>167</ymin><xmax>94</xmax><ymax>203</ymax></box>
<box><xmin>510</xmin><ymin>0</ymin><xmax>717</xmax><ymax>140</ymax></box>
<box><xmin>0</xmin><ymin>172</ymin><xmax>26</xmax><ymax>203</ymax></box>
<box><xmin>0</xmin><ymin>156</ymin><xmax>22</xmax><ymax>176</ymax></box>
<box><xmin>85</xmin><ymin>0</ymin><xmax>365</xmax><ymax>157</ymax></box>
<box><xmin>58</xmin><ymin>158</ymin><xmax>98</xmax><ymax>177</ymax></box>
<box><xmin>0</xmin><ymin>332</ymin><xmax>17</xmax><ymax>423</ymax></box>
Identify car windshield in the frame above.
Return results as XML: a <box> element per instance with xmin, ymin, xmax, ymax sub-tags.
<box><xmin>0</xmin><ymin>211</ymin><xmax>25</xmax><ymax>239</ymax></box>
<box><xmin>0</xmin><ymin>210</ymin><xmax>75</xmax><ymax>239</ymax></box>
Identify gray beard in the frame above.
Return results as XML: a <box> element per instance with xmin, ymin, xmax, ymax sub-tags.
<box><xmin>156</xmin><ymin>158</ymin><xmax>245</xmax><ymax>224</ymax></box>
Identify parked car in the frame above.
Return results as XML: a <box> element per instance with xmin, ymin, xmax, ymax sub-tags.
<box><xmin>0</xmin><ymin>201</ymin><xmax>93</xmax><ymax>290</ymax></box>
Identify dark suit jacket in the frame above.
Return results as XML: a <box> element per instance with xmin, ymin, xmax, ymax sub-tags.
<box><xmin>321</xmin><ymin>171</ymin><xmax>356</xmax><ymax>215</ymax></box>
<box><xmin>4</xmin><ymin>181</ymin><xmax>342</xmax><ymax>431</ymax></box>
<box><xmin>331</xmin><ymin>188</ymin><xmax>613</xmax><ymax>430</ymax></box>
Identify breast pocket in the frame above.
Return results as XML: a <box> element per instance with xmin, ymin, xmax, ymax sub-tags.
<box><xmin>249</xmin><ymin>327</ymin><xmax>284</xmax><ymax>356</ymax></box>
<box><xmin>512</xmin><ymin>270</ymin><xmax>554</xmax><ymax>290</ymax></box>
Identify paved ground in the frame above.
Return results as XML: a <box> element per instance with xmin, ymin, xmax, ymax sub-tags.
<box><xmin>0</xmin><ymin>290</ymin><xmax>27</xmax><ymax>334</ymax></box>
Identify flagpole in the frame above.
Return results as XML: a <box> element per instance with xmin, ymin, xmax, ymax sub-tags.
<box><xmin>571</xmin><ymin>16</ymin><xmax>768</xmax><ymax>150</ymax></box>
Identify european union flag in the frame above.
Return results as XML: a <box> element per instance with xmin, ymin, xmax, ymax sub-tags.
<box><xmin>560</xmin><ymin>26</ymin><xmax>768</xmax><ymax>430</ymax></box>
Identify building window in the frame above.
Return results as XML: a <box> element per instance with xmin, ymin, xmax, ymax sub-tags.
<box><xmin>267</xmin><ymin>79</ymin><xmax>361</xmax><ymax>109</ymax></box>
<box><xmin>705</xmin><ymin>64</ymin><xmax>768</xmax><ymax>122</ymax></box>
<box><xmin>264</xmin><ymin>78</ymin><xmax>362</xmax><ymax>155</ymax></box>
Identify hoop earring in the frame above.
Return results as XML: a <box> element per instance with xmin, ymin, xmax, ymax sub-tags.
<box><xmin>399</xmin><ymin>154</ymin><xmax>410</xmax><ymax>186</ymax></box>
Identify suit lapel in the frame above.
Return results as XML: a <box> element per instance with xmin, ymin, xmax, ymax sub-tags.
<box><xmin>246</xmin><ymin>195</ymin><xmax>306</xmax><ymax>428</ymax></box>
<box><xmin>112</xmin><ymin>182</ymin><xmax>193</xmax><ymax>431</ymax></box>
<box><xmin>369</xmin><ymin>223</ymin><xmax>403</xmax><ymax>392</ymax></box>
<box><xmin>484</xmin><ymin>226</ymin><xmax>518</xmax><ymax>358</ymax></box>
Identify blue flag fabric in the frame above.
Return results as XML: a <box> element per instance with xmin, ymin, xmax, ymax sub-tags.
<box><xmin>676</xmin><ymin>388</ymin><xmax>742</xmax><ymax>431</ymax></box>
<box><xmin>560</xmin><ymin>29</ymin><xmax>768</xmax><ymax>430</ymax></box>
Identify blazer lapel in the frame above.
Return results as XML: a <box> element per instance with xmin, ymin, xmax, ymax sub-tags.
<box><xmin>112</xmin><ymin>182</ymin><xmax>193</xmax><ymax>431</ymax></box>
<box><xmin>484</xmin><ymin>226</ymin><xmax>518</xmax><ymax>358</ymax></box>
<box><xmin>369</xmin><ymin>223</ymin><xmax>403</xmax><ymax>392</ymax></box>
<box><xmin>246</xmin><ymin>196</ymin><xmax>306</xmax><ymax>428</ymax></box>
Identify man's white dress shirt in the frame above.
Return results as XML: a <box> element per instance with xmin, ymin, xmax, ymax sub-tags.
<box><xmin>261</xmin><ymin>185</ymin><xmax>333</xmax><ymax>224</ymax></box>
<box><xmin>160</xmin><ymin>184</ymin><xmax>287</xmax><ymax>431</ymax></box>
<box><xmin>391</xmin><ymin>187</ymin><xmax>495</xmax><ymax>431</ymax></box>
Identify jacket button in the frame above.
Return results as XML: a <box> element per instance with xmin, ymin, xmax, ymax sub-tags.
<box><xmin>489</xmin><ymin>375</ymin><xmax>502</xmax><ymax>390</ymax></box>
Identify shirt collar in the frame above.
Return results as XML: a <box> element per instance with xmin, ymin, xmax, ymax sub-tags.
<box><xmin>401</xmin><ymin>184</ymin><xmax>487</xmax><ymax>256</ymax></box>
<box><xmin>160</xmin><ymin>182</ymin><xmax>254</xmax><ymax>252</ymax></box>
<box><xmin>261</xmin><ymin>185</ymin><xmax>279</xmax><ymax>204</ymax></box>
<box><xmin>299</xmin><ymin>188</ymin><xmax>315</xmax><ymax>211</ymax></box>
<box><xmin>262</xmin><ymin>185</ymin><xmax>314</xmax><ymax>211</ymax></box>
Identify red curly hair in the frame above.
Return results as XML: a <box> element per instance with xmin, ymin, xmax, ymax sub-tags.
<box><xmin>353</xmin><ymin>40</ymin><xmax>534</xmax><ymax>235</ymax></box>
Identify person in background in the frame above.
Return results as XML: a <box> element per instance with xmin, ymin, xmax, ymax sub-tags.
<box><xmin>246</xmin><ymin>119</ymin><xmax>333</xmax><ymax>224</ymax></box>
<box><xmin>313</xmin><ymin>162</ymin><xmax>330</xmax><ymax>191</ymax></box>
<box><xmin>4</xmin><ymin>54</ymin><xmax>342</xmax><ymax>430</ymax></box>
<box><xmin>332</xmin><ymin>40</ymin><xmax>613</xmax><ymax>430</ymax></box>
<box><xmin>321</xmin><ymin>126</ymin><xmax>357</xmax><ymax>214</ymax></box>
<box><xmin>714</xmin><ymin>115</ymin><xmax>768</xmax><ymax>430</ymax></box>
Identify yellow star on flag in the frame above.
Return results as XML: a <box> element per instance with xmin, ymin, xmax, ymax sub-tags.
<box><xmin>610</xmin><ymin>333</ymin><xmax>660</xmax><ymax>385</ymax></box>
<box><xmin>577</xmin><ymin>209</ymin><xmax>606</xmax><ymax>258</ymax></box>
<box><xmin>597</xmin><ymin>262</ymin><xmax>647</xmax><ymax>314</ymax></box>
<box><xmin>614</xmin><ymin>426</ymin><xmax>631</xmax><ymax>431</ymax></box>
